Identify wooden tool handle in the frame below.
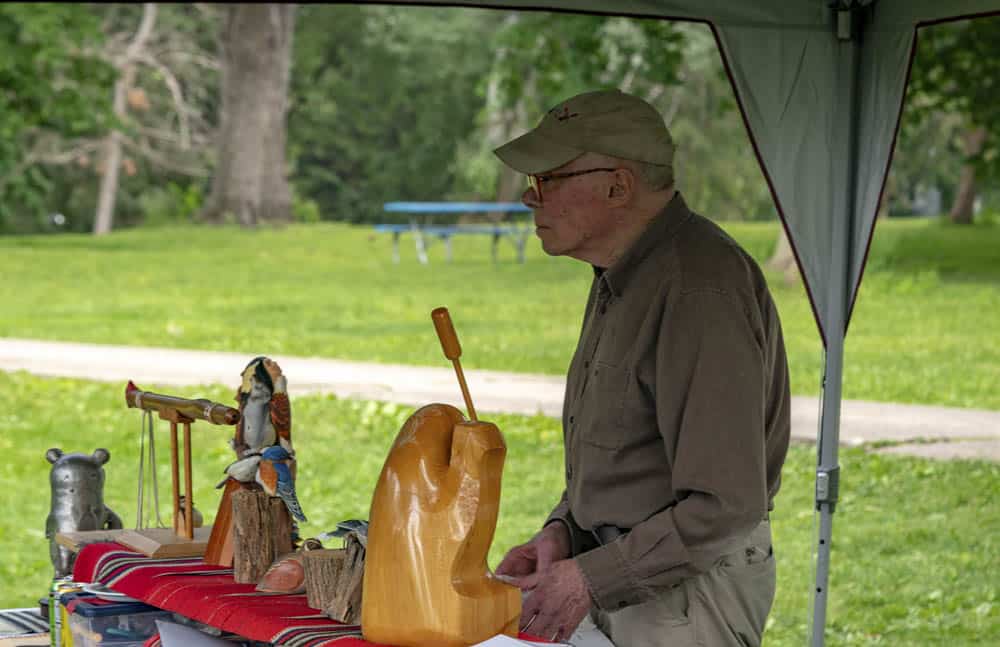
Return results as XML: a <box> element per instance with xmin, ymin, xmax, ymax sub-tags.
<box><xmin>431</xmin><ymin>307</ymin><xmax>476</xmax><ymax>421</ymax></box>
<box><xmin>431</xmin><ymin>307</ymin><xmax>462</xmax><ymax>360</ymax></box>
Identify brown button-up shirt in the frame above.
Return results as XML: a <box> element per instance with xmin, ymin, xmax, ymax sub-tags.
<box><xmin>547</xmin><ymin>192</ymin><xmax>791</xmax><ymax>610</ymax></box>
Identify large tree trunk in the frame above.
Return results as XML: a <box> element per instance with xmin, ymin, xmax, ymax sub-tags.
<box><xmin>93</xmin><ymin>4</ymin><xmax>157</xmax><ymax>235</ymax></box>
<box><xmin>949</xmin><ymin>126</ymin><xmax>986</xmax><ymax>225</ymax></box>
<box><xmin>766</xmin><ymin>227</ymin><xmax>800</xmax><ymax>285</ymax></box>
<box><xmin>200</xmin><ymin>4</ymin><xmax>295</xmax><ymax>226</ymax></box>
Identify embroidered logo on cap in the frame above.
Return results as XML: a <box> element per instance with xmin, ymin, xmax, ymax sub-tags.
<box><xmin>550</xmin><ymin>105</ymin><xmax>580</xmax><ymax>122</ymax></box>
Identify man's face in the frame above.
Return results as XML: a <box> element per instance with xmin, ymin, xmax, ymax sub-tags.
<box><xmin>521</xmin><ymin>154</ymin><xmax>620</xmax><ymax>262</ymax></box>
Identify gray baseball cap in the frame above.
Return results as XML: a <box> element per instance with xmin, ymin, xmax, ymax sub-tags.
<box><xmin>494</xmin><ymin>89</ymin><xmax>674</xmax><ymax>174</ymax></box>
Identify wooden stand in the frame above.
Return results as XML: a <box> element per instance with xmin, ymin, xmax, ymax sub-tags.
<box><xmin>117</xmin><ymin>407</ymin><xmax>207</xmax><ymax>557</ymax></box>
<box><xmin>231</xmin><ymin>488</ymin><xmax>293</xmax><ymax>584</ymax></box>
<box><xmin>163</xmin><ymin>408</ymin><xmax>197</xmax><ymax>540</ymax></box>
<box><xmin>204</xmin><ymin>478</ymin><xmax>244</xmax><ymax>566</ymax></box>
<box><xmin>115</xmin><ymin>526</ymin><xmax>213</xmax><ymax>558</ymax></box>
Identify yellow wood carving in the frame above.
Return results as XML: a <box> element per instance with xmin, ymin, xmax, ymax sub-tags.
<box><xmin>362</xmin><ymin>403</ymin><xmax>520</xmax><ymax>646</ymax></box>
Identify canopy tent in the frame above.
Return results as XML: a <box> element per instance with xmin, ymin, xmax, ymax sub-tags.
<box><xmin>356</xmin><ymin>1</ymin><xmax>1000</xmax><ymax>643</ymax></box>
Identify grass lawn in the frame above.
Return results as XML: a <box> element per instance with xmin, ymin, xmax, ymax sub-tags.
<box><xmin>2</xmin><ymin>371</ymin><xmax>997</xmax><ymax>644</ymax></box>
<box><xmin>0</xmin><ymin>216</ymin><xmax>998</xmax><ymax>410</ymax></box>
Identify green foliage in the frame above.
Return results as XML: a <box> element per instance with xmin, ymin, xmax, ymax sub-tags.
<box><xmin>288</xmin><ymin>6</ymin><xmax>498</xmax><ymax>223</ymax></box>
<box><xmin>0</xmin><ymin>4</ymin><xmax>114</xmax><ymax>232</ymax></box>
<box><xmin>905</xmin><ymin>16</ymin><xmax>1000</xmax><ymax>183</ymax></box>
<box><xmin>458</xmin><ymin>13</ymin><xmax>688</xmax><ymax>207</ymax></box>
<box><xmin>0</xmin><ymin>218</ymin><xmax>997</xmax><ymax>411</ymax></box>
<box><xmin>137</xmin><ymin>182</ymin><xmax>205</xmax><ymax>228</ymax></box>
<box><xmin>488</xmin><ymin>13</ymin><xmax>685</xmax><ymax>115</ymax></box>
<box><xmin>667</xmin><ymin>25</ymin><xmax>774</xmax><ymax>220</ymax></box>
<box><xmin>1</xmin><ymin>369</ymin><xmax>998</xmax><ymax>645</ymax></box>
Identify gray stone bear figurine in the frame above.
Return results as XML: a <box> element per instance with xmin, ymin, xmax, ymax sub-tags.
<box><xmin>45</xmin><ymin>448</ymin><xmax>123</xmax><ymax>578</ymax></box>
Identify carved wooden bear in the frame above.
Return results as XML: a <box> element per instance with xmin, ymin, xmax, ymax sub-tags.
<box><xmin>45</xmin><ymin>448</ymin><xmax>123</xmax><ymax>578</ymax></box>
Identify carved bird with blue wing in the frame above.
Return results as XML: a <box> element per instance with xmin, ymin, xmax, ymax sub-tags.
<box><xmin>256</xmin><ymin>445</ymin><xmax>307</xmax><ymax>522</ymax></box>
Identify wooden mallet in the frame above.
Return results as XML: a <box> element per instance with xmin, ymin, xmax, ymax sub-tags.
<box><xmin>431</xmin><ymin>307</ymin><xmax>477</xmax><ymax>422</ymax></box>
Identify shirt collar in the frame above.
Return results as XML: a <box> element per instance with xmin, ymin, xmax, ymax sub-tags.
<box><xmin>597</xmin><ymin>191</ymin><xmax>692</xmax><ymax>298</ymax></box>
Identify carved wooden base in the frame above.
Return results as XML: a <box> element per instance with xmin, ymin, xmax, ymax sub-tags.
<box><xmin>231</xmin><ymin>488</ymin><xmax>293</xmax><ymax>584</ymax></box>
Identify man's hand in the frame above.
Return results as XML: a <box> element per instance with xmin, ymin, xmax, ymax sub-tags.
<box><xmin>519</xmin><ymin>558</ymin><xmax>591</xmax><ymax>643</ymax></box>
<box><xmin>496</xmin><ymin>522</ymin><xmax>571</xmax><ymax>590</ymax></box>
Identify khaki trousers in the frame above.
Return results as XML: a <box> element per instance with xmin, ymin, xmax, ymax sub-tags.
<box><xmin>590</xmin><ymin>520</ymin><xmax>776</xmax><ymax>647</ymax></box>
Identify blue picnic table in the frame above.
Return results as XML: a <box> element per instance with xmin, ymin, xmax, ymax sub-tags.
<box><xmin>375</xmin><ymin>202</ymin><xmax>532</xmax><ymax>264</ymax></box>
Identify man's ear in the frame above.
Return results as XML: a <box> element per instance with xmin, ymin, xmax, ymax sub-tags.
<box><xmin>607</xmin><ymin>167</ymin><xmax>635</xmax><ymax>206</ymax></box>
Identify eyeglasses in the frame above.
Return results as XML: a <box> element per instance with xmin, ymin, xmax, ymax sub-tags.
<box><xmin>527</xmin><ymin>167</ymin><xmax>618</xmax><ymax>203</ymax></box>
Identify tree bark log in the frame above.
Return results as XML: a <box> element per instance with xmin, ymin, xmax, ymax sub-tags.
<box><xmin>328</xmin><ymin>535</ymin><xmax>365</xmax><ymax>624</ymax></box>
<box><xmin>303</xmin><ymin>548</ymin><xmax>345</xmax><ymax>611</ymax></box>
<box><xmin>199</xmin><ymin>4</ymin><xmax>295</xmax><ymax>226</ymax></box>
<box><xmin>232</xmin><ymin>488</ymin><xmax>292</xmax><ymax>584</ymax></box>
<box><xmin>766</xmin><ymin>227</ymin><xmax>800</xmax><ymax>285</ymax></box>
<box><xmin>948</xmin><ymin>126</ymin><xmax>986</xmax><ymax>225</ymax></box>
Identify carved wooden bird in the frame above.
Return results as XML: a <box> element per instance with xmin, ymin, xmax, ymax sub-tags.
<box><xmin>232</xmin><ymin>357</ymin><xmax>293</xmax><ymax>458</ymax></box>
<box><xmin>256</xmin><ymin>445</ymin><xmax>307</xmax><ymax>522</ymax></box>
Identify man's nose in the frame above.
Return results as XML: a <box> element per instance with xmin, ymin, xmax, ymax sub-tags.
<box><xmin>522</xmin><ymin>186</ymin><xmax>541</xmax><ymax>208</ymax></box>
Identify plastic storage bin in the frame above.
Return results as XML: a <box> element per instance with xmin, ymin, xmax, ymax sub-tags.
<box><xmin>59</xmin><ymin>591</ymin><xmax>171</xmax><ymax>647</ymax></box>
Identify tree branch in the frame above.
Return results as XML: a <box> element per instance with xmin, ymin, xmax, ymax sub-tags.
<box><xmin>135</xmin><ymin>51</ymin><xmax>192</xmax><ymax>149</ymax></box>
<box><xmin>120</xmin><ymin>134</ymin><xmax>209</xmax><ymax>178</ymax></box>
<box><xmin>121</xmin><ymin>3</ymin><xmax>158</xmax><ymax>68</ymax></box>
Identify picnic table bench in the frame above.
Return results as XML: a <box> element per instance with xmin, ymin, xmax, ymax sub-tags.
<box><xmin>375</xmin><ymin>202</ymin><xmax>532</xmax><ymax>264</ymax></box>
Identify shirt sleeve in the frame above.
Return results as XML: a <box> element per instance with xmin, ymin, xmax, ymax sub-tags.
<box><xmin>546</xmin><ymin>491</ymin><xmax>598</xmax><ymax>557</ymax></box>
<box><xmin>576</xmin><ymin>289</ymin><xmax>769</xmax><ymax>610</ymax></box>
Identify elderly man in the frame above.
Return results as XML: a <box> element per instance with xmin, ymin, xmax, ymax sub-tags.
<box><xmin>493</xmin><ymin>89</ymin><xmax>791</xmax><ymax>647</ymax></box>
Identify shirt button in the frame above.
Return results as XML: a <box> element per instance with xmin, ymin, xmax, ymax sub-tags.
<box><xmin>569</xmin><ymin>416</ymin><xmax>575</xmax><ymax>424</ymax></box>
<box><xmin>566</xmin><ymin>466</ymin><xmax>573</xmax><ymax>480</ymax></box>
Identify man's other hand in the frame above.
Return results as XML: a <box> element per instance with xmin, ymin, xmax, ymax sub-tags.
<box><xmin>519</xmin><ymin>558</ymin><xmax>591</xmax><ymax>643</ymax></box>
<box><xmin>495</xmin><ymin>522</ymin><xmax>571</xmax><ymax>590</ymax></box>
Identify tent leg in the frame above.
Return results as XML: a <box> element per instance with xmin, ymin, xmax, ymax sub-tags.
<box><xmin>811</xmin><ymin>333</ymin><xmax>844</xmax><ymax>647</ymax></box>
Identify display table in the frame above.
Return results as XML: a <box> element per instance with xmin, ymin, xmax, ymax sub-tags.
<box><xmin>72</xmin><ymin>543</ymin><xmax>544</xmax><ymax>646</ymax></box>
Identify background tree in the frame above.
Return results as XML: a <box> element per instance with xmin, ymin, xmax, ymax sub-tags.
<box><xmin>199</xmin><ymin>3</ymin><xmax>294</xmax><ymax>226</ymax></box>
<box><xmin>459</xmin><ymin>13</ymin><xmax>687</xmax><ymax>217</ymax></box>
<box><xmin>0</xmin><ymin>4</ymin><xmax>113</xmax><ymax>233</ymax></box>
<box><xmin>289</xmin><ymin>5</ymin><xmax>497</xmax><ymax>223</ymax></box>
<box><xmin>905</xmin><ymin>16</ymin><xmax>1000</xmax><ymax>224</ymax></box>
<box><xmin>92</xmin><ymin>3</ymin><xmax>219</xmax><ymax>234</ymax></box>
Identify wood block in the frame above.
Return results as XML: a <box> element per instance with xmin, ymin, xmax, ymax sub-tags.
<box><xmin>303</xmin><ymin>548</ymin><xmax>345</xmax><ymax>611</ymax></box>
<box><xmin>114</xmin><ymin>526</ymin><xmax>213</xmax><ymax>558</ymax></box>
<box><xmin>328</xmin><ymin>536</ymin><xmax>365</xmax><ymax>624</ymax></box>
<box><xmin>56</xmin><ymin>529</ymin><xmax>128</xmax><ymax>553</ymax></box>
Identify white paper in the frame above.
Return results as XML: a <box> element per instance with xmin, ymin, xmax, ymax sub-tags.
<box><xmin>471</xmin><ymin>614</ymin><xmax>615</xmax><ymax>647</ymax></box>
<box><xmin>473</xmin><ymin>635</ymin><xmax>569</xmax><ymax>647</ymax></box>
<box><xmin>155</xmin><ymin>620</ymin><xmax>234</xmax><ymax>647</ymax></box>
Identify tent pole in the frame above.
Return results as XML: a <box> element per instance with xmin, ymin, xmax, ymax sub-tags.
<box><xmin>812</xmin><ymin>4</ymin><xmax>865</xmax><ymax>645</ymax></box>
<box><xmin>811</xmin><ymin>334</ymin><xmax>844</xmax><ymax>647</ymax></box>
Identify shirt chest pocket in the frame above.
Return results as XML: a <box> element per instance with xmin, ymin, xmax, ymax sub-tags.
<box><xmin>579</xmin><ymin>361</ymin><xmax>628</xmax><ymax>451</ymax></box>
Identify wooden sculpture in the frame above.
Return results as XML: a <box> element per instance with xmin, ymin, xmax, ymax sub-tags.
<box><xmin>362</xmin><ymin>308</ymin><xmax>520</xmax><ymax>647</ymax></box>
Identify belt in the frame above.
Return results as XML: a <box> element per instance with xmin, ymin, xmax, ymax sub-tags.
<box><xmin>591</xmin><ymin>524</ymin><xmax>629</xmax><ymax>546</ymax></box>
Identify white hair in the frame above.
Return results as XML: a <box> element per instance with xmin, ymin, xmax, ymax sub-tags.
<box><xmin>632</xmin><ymin>161</ymin><xmax>674</xmax><ymax>192</ymax></box>
<box><xmin>592</xmin><ymin>153</ymin><xmax>674</xmax><ymax>192</ymax></box>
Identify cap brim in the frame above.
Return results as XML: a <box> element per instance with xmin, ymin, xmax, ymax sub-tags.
<box><xmin>493</xmin><ymin>128</ymin><xmax>583</xmax><ymax>175</ymax></box>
